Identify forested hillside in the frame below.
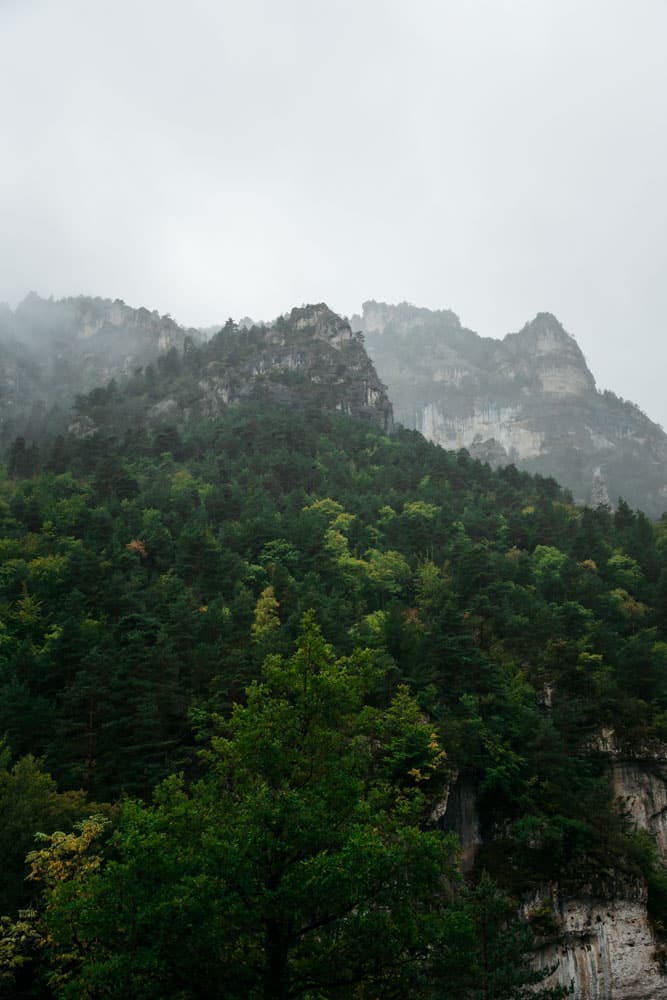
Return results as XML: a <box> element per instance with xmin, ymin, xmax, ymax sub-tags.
<box><xmin>2</xmin><ymin>335</ymin><xmax>667</xmax><ymax>995</ymax></box>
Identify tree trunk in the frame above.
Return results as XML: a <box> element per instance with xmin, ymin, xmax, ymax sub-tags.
<box><xmin>263</xmin><ymin>919</ymin><xmax>290</xmax><ymax>1000</ymax></box>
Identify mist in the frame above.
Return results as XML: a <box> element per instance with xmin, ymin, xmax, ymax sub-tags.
<box><xmin>1</xmin><ymin>0</ymin><xmax>666</xmax><ymax>423</ymax></box>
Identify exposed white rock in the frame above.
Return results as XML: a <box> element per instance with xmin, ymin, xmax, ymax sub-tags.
<box><xmin>438</xmin><ymin>736</ymin><xmax>667</xmax><ymax>999</ymax></box>
<box><xmin>533</xmin><ymin>889</ymin><xmax>666</xmax><ymax>999</ymax></box>
<box><xmin>590</xmin><ymin>467</ymin><xmax>611</xmax><ymax>508</ymax></box>
<box><xmin>147</xmin><ymin>398</ymin><xmax>179</xmax><ymax>422</ymax></box>
<box><xmin>613</xmin><ymin>760</ymin><xmax>667</xmax><ymax>856</ymax></box>
<box><xmin>537</xmin><ymin>365</ymin><xmax>593</xmax><ymax>396</ymax></box>
<box><xmin>432</xmin><ymin>366</ymin><xmax>471</xmax><ymax>385</ymax></box>
<box><xmin>415</xmin><ymin>402</ymin><xmax>545</xmax><ymax>460</ymax></box>
<box><xmin>359</xmin><ymin>301</ymin><xmax>667</xmax><ymax>516</ymax></box>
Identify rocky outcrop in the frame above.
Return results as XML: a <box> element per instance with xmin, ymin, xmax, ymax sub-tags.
<box><xmin>355</xmin><ymin>301</ymin><xmax>667</xmax><ymax>517</ymax></box>
<box><xmin>2</xmin><ymin>298</ymin><xmax>393</xmax><ymax>443</ymax></box>
<box><xmin>191</xmin><ymin>305</ymin><xmax>393</xmax><ymax>431</ymax></box>
<box><xmin>66</xmin><ymin>303</ymin><xmax>393</xmax><ymax>437</ymax></box>
<box><xmin>537</xmin><ymin>737</ymin><xmax>667</xmax><ymax>996</ymax></box>
<box><xmin>591</xmin><ymin>729</ymin><xmax>667</xmax><ymax>856</ymax></box>
<box><xmin>528</xmin><ymin>879</ymin><xmax>666</xmax><ymax>1000</ymax></box>
<box><xmin>438</xmin><ymin>741</ymin><xmax>667</xmax><ymax>999</ymax></box>
<box><xmin>431</xmin><ymin>773</ymin><xmax>481</xmax><ymax>871</ymax></box>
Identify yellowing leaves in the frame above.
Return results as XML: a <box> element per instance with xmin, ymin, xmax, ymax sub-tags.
<box><xmin>27</xmin><ymin>816</ymin><xmax>109</xmax><ymax>891</ymax></box>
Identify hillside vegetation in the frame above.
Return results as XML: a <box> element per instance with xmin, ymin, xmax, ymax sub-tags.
<box><xmin>1</xmin><ymin>319</ymin><xmax>667</xmax><ymax>996</ymax></box>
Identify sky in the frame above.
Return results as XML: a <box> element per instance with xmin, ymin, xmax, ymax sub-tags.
<box><xmin>2</xmin><ymin>0</ymin><xmax>667</xmax><ymax>423</ymax></box>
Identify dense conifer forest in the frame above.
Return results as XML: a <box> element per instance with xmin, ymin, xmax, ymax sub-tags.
<box><xmin>2</xmin><ymin>358</ymin><xmax>667</xmax><ymax>996</ymax></box>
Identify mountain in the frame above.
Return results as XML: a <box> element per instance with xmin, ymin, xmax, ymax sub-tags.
<box><xmin>3</xmin><ymin>297</ymin><xmax>667</xmax><ymax>995</ymax></box>
<box><xmin>354</xmin><ymin>301</ymin><xmax>667</xmax><ymax>517</ymax></box>
<box><xmin>3</xmin><ymin>394</ymin><xmax>667</xmax><ymax>996</ymax></box>
<box><xmin>0</xmin><ymin>293</ymin><xmax>199</xmax><ymax>445</ymax></box>
<box><xmin>0</xmin><ymin>297</ymin><xmax>392</xmax><ymax>444</ymax></box>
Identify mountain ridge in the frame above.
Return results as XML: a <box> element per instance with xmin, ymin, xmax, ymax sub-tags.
<box><xmin>66</xmin><ymin>301</ymin><xmax>393</xmax><ymax>438</ymax></box>
<box><xmin>4</xmin><ymin>291</ymin><xmax>667</xmax><ymax>517</ymax></box>
<box><xmin>354</xmin><ymin>300</ymin><xmax>667</xmax><ymax>517</ymax></box>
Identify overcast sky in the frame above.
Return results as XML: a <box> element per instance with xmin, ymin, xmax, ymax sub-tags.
<box><xmin>2</xmin><ymin>0</ymin><xmax>667</xmax><ymax>423</ymax></box>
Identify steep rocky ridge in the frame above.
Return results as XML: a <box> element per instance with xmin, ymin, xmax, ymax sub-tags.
<box><xmin>189</xmin><ymin>304</ymin><xmax>392</xmax><ymax>430</ymax></box>
<box><xmin>354</xmin><ymin>301</ymin><xmax>667</xmax><ymax>517</ymax></box>
<box><xmin>1</xmin><ymin>297</ymin><xmax>392</xmax><ymax>443</ymax></box>
<box><xmin>72</xmin><ymin>303</ymin><xmax>393</xmax><ymax>435</ymax></box>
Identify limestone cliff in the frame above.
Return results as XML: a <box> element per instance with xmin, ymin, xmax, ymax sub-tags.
<box><xmin>439</xmin><ymin>739</ymin><xmax>667</xmax><ymax>999</ymax></box>
<box><xmin>529</xmin><ymin>736</ymin><xmax>667</xmax><ymax>999</ymax></box>
<box><xmin>354</xmin><ymin>301</ymin><xmax>667</xmax><ymax>518</ymax></box>
<box><xmin>191</xmin><ymin>304</ymin><xmax>393</xmax><ymax>431</ymax></box>
<box><xmin>527</xmin><ymin>878</ymin><xmax>665</xmax><ymax>1000</ymax></box>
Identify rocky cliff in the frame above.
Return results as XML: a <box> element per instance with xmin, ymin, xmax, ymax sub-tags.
<box><xmin>527</xmin><ymin>878</ymin><xmax>665</xmax><ymax>1000</ymax></box>
<box><xmin>531</xmin><ymin>736</ymin><xmax>667</xmax><ymax>999</ymax></box>
<box><xmin>1</xmin><ymin>298</ymin><xmax>393</xmax><ymax>443</ymax></box>
<box><xmin>192</xmin><ymin>304</ymin><xmax>393</xmax><ymax>430</ymax></box>
<box><xmin>440</xmin><ymin>738</ymin><xmax>667</xmax><ymax>999</ymax></box>
<box><xmin>70</xmin><ymin>303</ymin><xmax>393</xmax><ymax>435</ymax></box>
<box><xmin>354</xmin><ymin>302</ymin><xmax>667</xmax><ymax>518</ymax></box>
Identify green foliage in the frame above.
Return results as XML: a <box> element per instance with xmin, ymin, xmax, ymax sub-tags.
<box><xmin>24</xmin><ymin>619</ymin><xmax>459</xmax><ymax>998</ymax></box>
<box><xmin>433</xmin><ymin>873</ymin><xmax>571</xmax><ymax>998</ymax></box>
<box><xmin>0</xmin><ymin>744</ymin><xmax>89</xmax><ymax>915</ymax></box>
<box><xmin>3</xmin><ymin>392</ymin><xmax>667</xmax><ymax>994</ymax></box>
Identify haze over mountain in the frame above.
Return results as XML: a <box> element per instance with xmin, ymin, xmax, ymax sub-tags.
<box><xmin>4</xmin><ymin>4</ymin><xmax>667</xmax><ymax>998</ymax></box>
<box><xmin>4</xmin><ymin>291</ymin><xmax>667</xmax><ymax>519</ymax></box>
<box><xmin>3</xmin><ymin>2</ymin><xmax>667</xmax><ymax>428</ymax></box>
<box><xmin>4</xmin><ymin>290</ymin><xmax>667</xmax><ymax>997</ymax></box>
<box><xmin>0</xmin><ymin>294</ymin><xmax>392</xmax><ymax>448</ymax></box>
<box><xmin>355</xmin><ymin>302</ymin><xmax>667</xmax><ymax>519</ymax></box>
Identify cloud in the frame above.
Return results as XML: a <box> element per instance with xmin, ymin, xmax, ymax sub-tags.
<box><xmin>1</xmin><ymin>0</ymin><xmax>667</xmax><ymax>424</ymax></box>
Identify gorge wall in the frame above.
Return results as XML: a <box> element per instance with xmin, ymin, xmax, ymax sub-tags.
<box><xmin>441</xmin><ymin>738</ymin><xmax>667</xmax><ymax>999</ymax></box>
<box><xmin>355</xmin><ymin>302</ymin><xmax>667</xmax><ymax>518</ymax></box>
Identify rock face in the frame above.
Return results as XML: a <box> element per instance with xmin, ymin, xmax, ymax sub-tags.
<box><xmin>194</xmin><ymin>305</ymin><xmax>393</xmax><ymax>431</ymax></box>
<box><xmin>0</xmin><ymin>298</ymin><xmax>392</xmax><ymax>442</ymax></box>
<box><xmin>529</xmin><ymin>880</ymin><xmax>666</xmax><ymax>1000</ymax></box>
<box><xmin>432</xmin><ymin>773</ymin><xmax>481</xmax><ymax>871</ymax></box>
<box><xmin>354</xmin><ymin>301</ymin><xmax>667</xmax><ymax>517</ymax></box>
<box><xmin>614</xmin><ymin>760</ymin><xmax>667</xmax><ymax>856</ymax></box>
<box><xmin>440</xmin><ymin>743</ymin><xmax>667</xmax><ymax>999</ymax></box>
<box><xmin>61</xmin><ymin>302</ymin><xmax>393</xmax><ymax>437</ymax></box>
<box><xmin>0</xmin><ymin>293</ymin><xmax>197</xmax><ymax>445</ymax></box>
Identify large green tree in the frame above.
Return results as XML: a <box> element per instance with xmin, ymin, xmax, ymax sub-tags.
<box><xmin>21</xmin><ymin>616</ymin><xmax>458</xmax><ymax>999</ymax></box>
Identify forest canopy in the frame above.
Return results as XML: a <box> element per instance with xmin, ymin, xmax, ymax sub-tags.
<box><xmin>1</xmin><ymin>394</ymin><xmax>666</xmax><ymax>996</ymax></box>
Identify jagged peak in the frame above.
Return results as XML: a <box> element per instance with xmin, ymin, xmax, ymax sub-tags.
<box><xmin>286</xmin><ymin>303</ymin><xmax>355</xmax><ymax>346</ymax></box>
<box><xmin>513</xmin><ymin>312</ymin><xmax>574</xmax><ymax>341</ymax></box>
<box><xmin>502</xmin><ymin>313</ymin><xmax>589</xmax><ymax>362</ymax></box>
<box><xmin>359</xmin><ymin>300</ymin><xmax>462</xmax><ymax>334</ymax></box>
<box><xmin>289</xmin><ymin>302</ymin><xmax>338</xmax><ymax>323</ymax></box>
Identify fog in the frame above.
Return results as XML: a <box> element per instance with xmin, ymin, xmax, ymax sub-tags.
<box><xmin>2</xmin><ymin>0</ymin><xmax>667</xmax><ymax>423</ymax></box>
